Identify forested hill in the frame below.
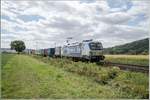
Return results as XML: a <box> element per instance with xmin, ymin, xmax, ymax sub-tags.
<box><xmin>104</xmin><ymin>38</ymin><xmax>149</xmax><ymax>55</ymax></box>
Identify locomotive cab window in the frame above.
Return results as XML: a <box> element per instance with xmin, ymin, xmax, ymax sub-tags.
<box><xmin>89</xmin><ymin>42</ymin><xmax>103</xmax><ymax>50</ymax></box>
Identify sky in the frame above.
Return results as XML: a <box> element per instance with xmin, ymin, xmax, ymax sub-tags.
<box><xmin>1</xmin><ymin>0</ymin><xmax>150</xmax><ymax>49</ymax></box>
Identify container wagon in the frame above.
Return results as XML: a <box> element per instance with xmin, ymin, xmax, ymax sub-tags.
<box><xmin>47</xmin><ymin>48</ymin><xmax>55</xmax><ymax>57</ymax></box>
<box><xmin>55</xmin><ymin>46</ymin><xmax>62</xmax><ymax>57</ymax></box>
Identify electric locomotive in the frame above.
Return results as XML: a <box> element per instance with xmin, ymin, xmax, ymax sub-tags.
<box><xmin>60</xmin><ymin>39</ymin><xmax>105</xmax><ymax>61</ymax></box>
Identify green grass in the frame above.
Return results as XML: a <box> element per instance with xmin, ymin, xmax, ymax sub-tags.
<box><xmin>33</xmin><ymin>55</ymin><xmax>149</xmax><ymax>99</ymax></box>
<box><xmin>105</xmin><ymin>55</ymin><xmax>149</xmax><ymax>66</ymax></box>
<box><xmin>1</xmin><ymin>54</ymin><xmax>149</xmax><ymax>99</ymax></box>
<box><xmin>1</xmin><ymin>54</ymin><xmax>120</xmax><ymax>99</ymax></box>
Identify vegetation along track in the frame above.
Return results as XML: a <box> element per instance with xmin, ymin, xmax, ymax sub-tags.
<box><xmin>103</xmin><ymin>61</ymin><xmax>149</xmax><ymax>73</ymax></box>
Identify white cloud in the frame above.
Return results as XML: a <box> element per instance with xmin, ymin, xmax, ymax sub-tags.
<box><xmin>127</xmin><ymin>1</ymin><xmax>150</xmax><ymax>16</ymax></box>
<box><xmin>96</xmin><ymin>12</ymin><xmax>133</xmax><ymax>24</ymax></box>
<box><xmin>1</xmin><ymin>0</ymin><xmax>149</xmax><ymax>49</ymax></box>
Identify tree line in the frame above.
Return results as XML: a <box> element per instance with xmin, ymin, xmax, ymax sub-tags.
<box><xmin>104</xmin><ymin>38</ymin><xmax>149</xmax><ymax>55</ymax></box>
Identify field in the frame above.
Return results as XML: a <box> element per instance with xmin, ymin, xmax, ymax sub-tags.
<box><xmin>105</xmin><ymin>55</ymin><xmax>149</xmax><ymax>66</ymax></box>
<box><xmin>1</xmin><ymin>53</ymin><xmax>149</xmax><ymax>99</ymax></box>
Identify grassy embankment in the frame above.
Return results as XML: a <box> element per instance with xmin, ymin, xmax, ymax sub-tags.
<box><xmin>34</xmin><ymin>55</ymin><xmax>149</xmax><ymax>98</ymax></box>
<box><xmin>1</xmin><ymin>53</ymin><xmax>149</xmax><ymax>99</ymax></box>
<box><xmin>105</xmin><ymin>55</ymin><xmax>149</xmax><ymax>66</ymax></box>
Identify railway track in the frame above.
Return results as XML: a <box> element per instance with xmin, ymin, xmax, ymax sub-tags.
<box><xmin>103</xmin><ymin>61</ymin><xmax>149</xmax><ymax>73</ymax></box>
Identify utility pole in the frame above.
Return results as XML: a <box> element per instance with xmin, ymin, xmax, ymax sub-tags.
<box><xmin>66</xmin><ymin>37</ymin><xmax>73</xmax><ymax>45</ymax></box>
<box><xmin>36</xmin><ymin>40</ymin><xmax>38</xmax><ymax>50</ymax></box>
<box><xmin>53</xmin><ymin>42</ymin><xmax>56</xmax><ymax>48</ymax></box>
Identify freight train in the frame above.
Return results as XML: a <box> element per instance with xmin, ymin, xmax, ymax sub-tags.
<box><xmin>26</xmin><ymin>39</ymin><xmax>105</xmax><ymax>61</ymax></box>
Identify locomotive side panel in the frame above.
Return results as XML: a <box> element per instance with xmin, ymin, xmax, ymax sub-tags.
<box><xmin>68</xmin><ymin>45</ymin><xmax>82</xmax><ymax>58</ymax></box>
<box><xmin>81</xmin><ymin>42</ymin><xmax>91</xmax><ymax>60</ymax></box>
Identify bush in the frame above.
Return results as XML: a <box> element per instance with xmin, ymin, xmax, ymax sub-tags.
<box><xmin>95</xmin><ymin>67</ymin><xmax>120</xmax><ymax>84</ymax></box>
<box><xmin>110</xmin><ymin>72</ymin><xmax>149</xmax><ymax>99</ymax></box>
<box><xmin>95</xmin><ymin>72</ymin><xmax>109</xmax><ymax>84</ymax></box>
<box><xmin>108</xmin><ymin>67</ymin><xmax>120</xmax><ymax>79</ymax></box>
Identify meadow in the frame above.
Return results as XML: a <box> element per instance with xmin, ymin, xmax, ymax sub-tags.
<box><xmin>1</xmin><ymin>53</ymin><xmax>149</xmax><ymax>99</ymax></box>
<box><xmin>105</xmin><ymin>55</ymin><xmax>149</xmax><ymax>66</ymax></box>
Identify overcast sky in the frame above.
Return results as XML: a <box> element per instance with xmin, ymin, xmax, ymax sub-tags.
<box><xmin>1</xmin><ymin>0</ymin><xmax>150</xmax><ymax>49</ymax></box>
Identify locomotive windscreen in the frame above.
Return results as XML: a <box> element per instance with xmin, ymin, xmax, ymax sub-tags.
<box><xmin>89</xmin><ymin>42</ymin><xmax>103</xmax><ymax>50</ymax></box>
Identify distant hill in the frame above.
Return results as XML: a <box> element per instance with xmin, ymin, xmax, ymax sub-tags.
<box><xmin>104</xmin><ymin>38</ymin><xmax>149</xmax><ymax>55</ymax></box>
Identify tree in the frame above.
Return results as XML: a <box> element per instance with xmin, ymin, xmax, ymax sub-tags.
<box><xmin>10</xmin><ymin>40</ymin><xmax>26</xmax><ymax>54</ymax></box>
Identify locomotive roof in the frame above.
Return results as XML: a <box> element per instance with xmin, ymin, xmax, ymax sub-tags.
<box><xmin>64</xmin><ymin>42</ymin><xmax>81</xmax><ymax>47</ymax></box>
<box><xmin>63</xmin><ymin>41</ymin><xmax>102</xmax><ymax>47</ymax></box>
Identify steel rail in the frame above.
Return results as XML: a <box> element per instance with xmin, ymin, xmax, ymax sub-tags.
<box><xmin>104</xmin><ymin>61</ymin><xmax>149</xmax><ymax>73</ymax></box>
